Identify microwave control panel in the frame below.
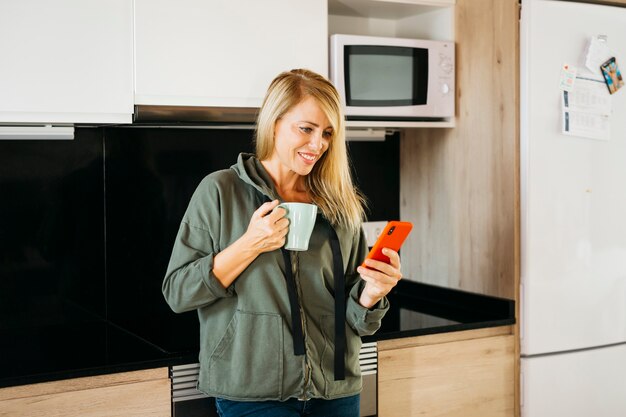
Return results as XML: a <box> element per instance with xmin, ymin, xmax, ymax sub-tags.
<box><xmin>437</xmin><ymin>47</ymin><xmax>455</xmax><ymax>100</ymax></box>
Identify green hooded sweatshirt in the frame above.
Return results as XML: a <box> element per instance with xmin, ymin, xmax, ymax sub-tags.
<box><xmin>162</xmin><ymin>153</ymin><xmax>389</xmax><ymax>401</ymax></box>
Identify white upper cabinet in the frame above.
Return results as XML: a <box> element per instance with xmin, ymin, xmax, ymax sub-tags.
<box><xmin>134</xmin><ymin>0</ymin><xmax>328</xmax><ymax>108</ymax></box>
<box><xmin>0</xmin><ymin>0</ymin><xmax>133</xmax><ymax>124</ymax></box>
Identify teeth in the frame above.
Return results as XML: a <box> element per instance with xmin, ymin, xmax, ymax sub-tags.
<box><xmin>299</xmin><ymin>153</ymin><xmax>315</xmax><ymax>161</ymax></box>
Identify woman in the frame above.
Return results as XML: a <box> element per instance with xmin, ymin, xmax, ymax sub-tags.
<box><xmin>162</xmin><ymin>69</ymin><xmax>402</xmax><ymax>417</ymax></box>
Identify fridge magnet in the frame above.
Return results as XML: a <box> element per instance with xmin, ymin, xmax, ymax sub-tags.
<box><xmin>559</xmin><ymin>63</ymin><xmax>577</xmax><ymax>91</ymax></box>
<box><xmin>600</xmin><ymin>57</ymin><xmax>624</xmax><ymax>94</ymax></box>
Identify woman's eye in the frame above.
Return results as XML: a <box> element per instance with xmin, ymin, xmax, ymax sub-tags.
<box><xmin>299</xmin><ymin>127</ymin><xmax>312</xmax><ymax>134</ymax></box>
<box><xmin>322</xmin><ymin>131</ymin><xmax>333</xmax><ymax>139</ymax></box>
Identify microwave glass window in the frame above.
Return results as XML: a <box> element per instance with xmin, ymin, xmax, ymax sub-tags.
<box><xmin>344</xmin><ymin>46</ymin><xmax>428</xmax><ymax>107</ymax></box>
<box><xmin>350</xmin><ymin>54</ymin><xmax>412</xmax><ymax>101</ymax></box>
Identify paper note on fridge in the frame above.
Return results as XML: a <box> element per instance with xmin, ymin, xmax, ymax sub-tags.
<box><xmin>584</xmin><ymin>35</ymin><xmax>613</xmax><ymax>73</ymax></box>
<box><xmin>562</xmin><ymin>110</ymin><xmax>610</xmax><ymax>140</ymax></box>
<box><xmin>562</xmin><ymin>77</ymin><xmax>611</xmax><ymax>114</ymax></box>
<box><xmin>559</xmin><ymin>63</ymin><xmax>577</xmax><ymax>91</ymax></box>
<box><xmin>562</xmin><ymin>77</ymin><xmax>611</xmax><ymax>140</ymax></box>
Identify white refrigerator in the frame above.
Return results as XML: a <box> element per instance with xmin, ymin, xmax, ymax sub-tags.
<box><xmin>520</xmin><ymin>0</ymin><xmax>626</xmax><ymax>416</ymax></box>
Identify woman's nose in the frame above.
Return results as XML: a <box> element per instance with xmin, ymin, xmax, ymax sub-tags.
<box><xmin>308</xmin><ymin>132</ymin><xmax>323</xmax><ymax>151</ymax></box>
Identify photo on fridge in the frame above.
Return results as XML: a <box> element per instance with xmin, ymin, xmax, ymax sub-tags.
<box><xmin>600</xmin><ymin>56</ymin><xmax>624</xmax><ymax>94</ymax></box>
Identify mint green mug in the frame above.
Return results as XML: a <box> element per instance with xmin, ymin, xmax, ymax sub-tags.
<box><xmin>278</xmin><ymin>202</ymin><xmax>318</xmax><ymax>251</ymax></box>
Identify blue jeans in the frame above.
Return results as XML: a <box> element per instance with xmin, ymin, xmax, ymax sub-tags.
<box><xmin>215</xmin><ymin>394</ymin><xmax>360</xmax><ymax>417</ymax></box>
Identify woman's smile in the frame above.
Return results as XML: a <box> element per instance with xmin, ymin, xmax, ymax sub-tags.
<box><xmin>298</xmin><ymin>151</ymin><xmax>318</xmax><ymax>164</ymax></box>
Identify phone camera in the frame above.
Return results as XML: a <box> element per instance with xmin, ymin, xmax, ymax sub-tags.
<box><xmin>388</xmin><ymin>226</ymin><xmax>395</xmax><ymax>235</ymax></box>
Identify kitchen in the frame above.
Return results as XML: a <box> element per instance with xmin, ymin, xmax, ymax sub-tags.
<box><xmin>0</xmin><ymin>0</ymin><xmax>624</xmax><ymax>416</ymax></box>
<box><xmin>0</xmin><ymin>0</ymin><xmax>513</xmax><ymax>416</ymax></box>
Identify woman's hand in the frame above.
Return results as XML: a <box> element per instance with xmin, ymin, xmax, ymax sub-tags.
<box><xmin>356</xmin><ymin>248</ymin><xmax>402</xmax><ymax>309</ymax></box>
<box><xmin>212</xmin><ymin>200</ymin><xmax>288</xmax><ymax>289</ymax></box>
<box><xmin>243</xmin><ymin>199</ymin><xmax>289</xmax><ymax>255</ymax></box>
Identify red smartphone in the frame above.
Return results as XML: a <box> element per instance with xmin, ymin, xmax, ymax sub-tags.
<box><xmin>361</xmin><ymin>221</ymin><xmax>413</xmax><ymax>268</ymax></box>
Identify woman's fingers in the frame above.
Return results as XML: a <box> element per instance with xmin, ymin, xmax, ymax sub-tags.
<box><xmin>254</xmin><ymin>199</ymin><xmax>280</xmax><ymax>218</ymax></box>
<box><xmin>267</xmin><ymin>205</ymin><xmax>287</xmax><ymax>223</ymax></box>
<box><xmin>245</xmin><ymin>200</ymin><xmax>290</xmax><ymax>253</ymax></box>
<box><xmin>360</xmin><ymin>249</ymin><xmax>402</xmax><ymax>278</ymax></box>
<box><xmin>357</xmin><ymin>248</ymin><xmax>403</xmax><ymax>304</ymax></box>
<box><xmin>357</xmin><ymin>266</ymin><xmax>401</xmax><ymax>286</ymax></box>
<box><xmin>383</xmin><ymin>248</ymin><xmax>401</xmax><ymax>269</ymax></box>
<box><xmin>275</xmin><ymin>217</ymin><xmax>290</xmax><ymax>232</ymax></box>
<box><xmin>361</xmin><ymin>259</ymin><xmax>401</xmax><ymax>279</ymax></box>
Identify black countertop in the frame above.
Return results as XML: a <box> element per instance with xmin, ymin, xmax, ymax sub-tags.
<box><xmin>363</xmin><ymin>279</ymin><xmax>515</xmax><ymax>343</ymax></box>
<box><xmin>0</xmin><ymin>280</ymin><xmax>514</xmax><ymax>389</ymax></box>
<box><xmin>0</xmin><ymin>320</ymin><xmax>195</xmax><ymax>388</ymax></box>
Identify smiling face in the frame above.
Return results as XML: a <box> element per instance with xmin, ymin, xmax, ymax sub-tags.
<box><xmin>269</xmin><ymin>95</ymin><xmax>333</xmax><ymax>177</ymax></box>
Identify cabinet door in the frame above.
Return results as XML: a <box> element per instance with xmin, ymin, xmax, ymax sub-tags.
<box><xmin>0</xmin><ymin>0</ymin><xmax>133</xmax><ymax>124</ymax></box>
<box><xmin>378</xmin><ymin>334</ymin><xmax>515</xmax><ymax>417</ymax></box>
<box><xmin>0</xmin><ymin>368</ymin><xmax>170</xmax><ymax>417</ymax></box>
<box><xmin>134</xmin><ymin>0</ymin><xmax>328</xmax><ymax>108</ymax></box>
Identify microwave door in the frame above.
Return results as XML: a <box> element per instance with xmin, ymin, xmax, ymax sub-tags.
<box><xmin>343</xmin><ymin>44</ymin><xmax>428</xmax><ymax>115</ymax></box>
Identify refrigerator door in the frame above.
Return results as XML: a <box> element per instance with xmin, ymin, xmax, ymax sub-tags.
<box><xmin>521</xmin><ymin>0</ymin><xmax>626</xmax><ymax>356</ymax></box>
<box><xmin>521</xmin><ymin>344</ymin><xmax>626</xmax><ymax>417</ymax></box>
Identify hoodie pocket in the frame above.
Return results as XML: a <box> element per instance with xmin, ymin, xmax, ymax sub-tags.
<box><xmin>207</xmin><ymin>310</ymin><xmax>284</xmax><ymax>399</ymax></box>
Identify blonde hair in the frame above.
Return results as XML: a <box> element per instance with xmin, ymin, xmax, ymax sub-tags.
<box><xmin>255</xmin><ymin>69</ymin><xmax>366</xmax><ymax>233</ymax></box>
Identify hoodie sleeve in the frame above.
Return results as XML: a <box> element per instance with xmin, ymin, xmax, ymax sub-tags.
<box><xmin>162</xmin><ymin>176</ymin><xmax>235</xmax><ymax>313</ymax></box>
<box><xmin>345</xmin><ymin>228</ymin><xmax>389</xmax><ymax>336</ymax></box>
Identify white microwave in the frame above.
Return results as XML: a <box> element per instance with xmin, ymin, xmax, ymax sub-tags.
<box><xmin>330</xmin><ymin>34</ymin><xmax>455</xmax><ymax>121</ymax></box>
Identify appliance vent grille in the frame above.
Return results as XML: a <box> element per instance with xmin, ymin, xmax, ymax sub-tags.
<box><xmin>171</xmin><ymin>363</ymin><xmax>206</xmax><ymax>402</ymax></box>
<box><xmin>360</xmin><ymin>341</ymin><xmax>378</xmax><ymax>376</ymax></box>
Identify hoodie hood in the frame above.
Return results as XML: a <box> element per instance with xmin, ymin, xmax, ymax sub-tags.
<box><xmin>230</xmin><ymin>152</ymin><xmax>280</xmax><ymax>201</ymax></box>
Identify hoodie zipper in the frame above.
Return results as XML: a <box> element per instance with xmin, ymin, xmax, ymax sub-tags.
<box><xmin>292</xmin><ymin>251</ymin><xmax>312</xmax><ymax>400</ymax></box>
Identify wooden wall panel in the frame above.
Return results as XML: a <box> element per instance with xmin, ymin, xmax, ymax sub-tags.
<box><xmin>400</xmin><ymin>0</ymin><xmax>519</xmax><ymax>299</ymax></box>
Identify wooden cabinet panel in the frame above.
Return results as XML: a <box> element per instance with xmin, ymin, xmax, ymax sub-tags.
<box><xmin>0</xmin><ymin>368</ymin><xmax>170</xmax><ymax>417</ymax></box>
<box><xmin>378</xmin><ymin>334</ymin><xmax>514</xmax><ymax>417</ymax></box>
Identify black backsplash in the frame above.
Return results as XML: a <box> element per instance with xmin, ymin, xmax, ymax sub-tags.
<box><xmin>0</xmin><ymin>130</ymin><xmax>106</xmax><ymax>332</ymax></box>
<box><xmin>0</xmin><ymin>127</ymin><xmax>399</xmax><ymax>357</ymax></box>
<box><xmin>104</xmin><ymin>127</ymin><xmax>257</xmax><ymax>352</ymax></box>
<box><xmin>348</xmin><ymin>134</ymin><xmax>400</xmax><ymax>222</ymax></box>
